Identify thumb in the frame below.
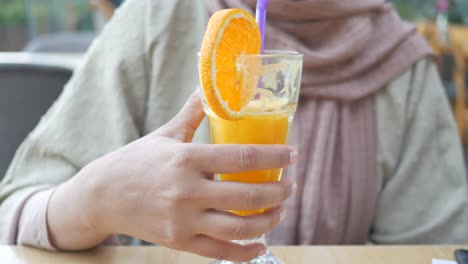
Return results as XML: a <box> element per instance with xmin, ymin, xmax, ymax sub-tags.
<box><xmin>156</xmin><ymin>89</ymin><xmax>206</xmax><ymax>142</ymax></box>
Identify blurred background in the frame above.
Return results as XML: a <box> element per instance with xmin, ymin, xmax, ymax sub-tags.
<box><xmin>0</xmin><ymin>0</ymin><xmax>467</xmax><ymax>52</ymax></box>
<box><xmin>0</xmin><ymin>0</ymin><xmax>96</xmax><ymax>52</ymax></box>
<box><xmin>391</xmin><ymin>0</ymin><xmax>468</xmax><ymax>22</ymax></box>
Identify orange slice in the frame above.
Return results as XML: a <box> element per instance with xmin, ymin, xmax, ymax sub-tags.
<box><xmin>199</xmin><ymin>9</ymin><xmax>261</xmax><ymax>120</ymax></box>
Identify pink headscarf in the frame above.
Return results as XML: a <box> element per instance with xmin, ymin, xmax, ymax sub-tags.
<box><xmin>205</xmin><ymin>0</ymin><xmax>433</xmax><ymax>244</ymax></box>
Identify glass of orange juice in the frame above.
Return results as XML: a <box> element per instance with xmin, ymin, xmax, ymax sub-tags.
<box><xmin>199</xmin><ymin>50</ymin><xmax>303</xmax><ymax>264</ymax></box>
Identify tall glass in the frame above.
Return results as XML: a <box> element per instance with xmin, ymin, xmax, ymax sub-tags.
<box><xmin>199</xmin><ymin>50</ymin><xmax>303</xmax><ymax>264</ymax></box>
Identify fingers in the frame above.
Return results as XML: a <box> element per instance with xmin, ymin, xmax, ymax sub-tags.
<box><xmin>202</xmin><ymin>179</ymin><xmax>296</xmax><ymax>211</ymax></box>
<box><xmin>188</xmin><ymin>235</ymin><xmax>266</xmax><ymax>262</ymax></box>
<box><xmin>199</xmin><ymin>207</ymin><xmax>285</xmax><ymax>241</ymax></box>
<box><xmin>186</xmin><ymin>144</ymin><xmax>297</xmax><ymax>173</ymax></box>
<box><xmin>157</xmin><ymin>89</ymin><xmax>205</xmax><ymax>142</ymax></box>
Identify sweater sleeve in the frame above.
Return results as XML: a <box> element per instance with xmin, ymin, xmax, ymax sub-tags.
<box><xmin>16</xmin><ymin>188</ymin><xmax>57</xmax><ymax>250</ymax></box>
<box><xmin>372</xmin><ymin>58</ymin><xmax>468</xmax><ymax>244</ymax></box>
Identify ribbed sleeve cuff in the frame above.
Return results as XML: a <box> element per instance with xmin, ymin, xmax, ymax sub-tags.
<box><xmin>17</xmin><ymin>188</ymin><xmax>57</xmax><ymax>251</ymax></box>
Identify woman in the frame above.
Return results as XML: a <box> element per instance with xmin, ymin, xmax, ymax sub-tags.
<box><xmin>1</xmin><ymin>0</ymin><xmax>467</xmax><ymax>262</ymax></box>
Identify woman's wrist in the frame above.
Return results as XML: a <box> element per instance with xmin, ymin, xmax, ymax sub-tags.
<box><xmin>73</xmin><ymin>160</ymin><xmax>113</xmax><ymax>237</ymax></box>
<box><xmin>47</xmin><ymin>161</ymin><xmax>111</xmax><ymax>250</ymax></box>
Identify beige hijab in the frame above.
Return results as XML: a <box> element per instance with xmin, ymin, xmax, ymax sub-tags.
<box><xmin>205</xmin><ymin>0</ymin><xmax>433</xmax><ymax>245</ymax></box>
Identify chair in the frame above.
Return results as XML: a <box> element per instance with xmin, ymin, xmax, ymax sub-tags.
<box><xmin>418</xmin><ymin>22</ymin><xmax>468</xmax><ymax>142</ymax></box>
<box><xmin>418</xmin><ymin>23</ymin><xmax>457</xmax><ymax>101</ymax></box>
<box><xmin>452</xmin><ymin>42</ymin><xmax>468</xmax><ymax>143</ymax></box>
<box><xmin>418</xmin><ymin>22</ymin><xmax>443</xmax><ymax>57</ymax></box>
<box><xmin>0</xmin><ymin>63</ymin><xmax>72</xmax><ymax>179</ymax></box>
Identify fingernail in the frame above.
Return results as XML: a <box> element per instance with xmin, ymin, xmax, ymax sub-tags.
<box><xmin>289</xmin><ymin>150</ymin><xmax>298</xmax><ymax>164</ymax></box>
<box><xmin>257</xmin><ymin>247</ymin><xmax>267</xmax><ymax>257</ymax></box>
<box><xmin>291</xmin><ymin>183</ymin><xmax>297</xmax><ymax>194</ymax></box>
<box><xmin>279</xmin><ymin>209</ymin><xmax>287</xmax><ymax>222</ymax></box>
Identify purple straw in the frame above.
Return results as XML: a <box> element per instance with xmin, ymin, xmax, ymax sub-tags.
<box><xmin>256</xmin><ymin>0</ymin><xmax>269</xmax><ymax>54</ymax></box>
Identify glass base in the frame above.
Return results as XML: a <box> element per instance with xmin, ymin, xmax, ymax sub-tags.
<box><xmin>210</xmin><ymin>250</ymin><xmax>283</xmax><ymax>264</ymax></box>
<box><xmin>209</xmin><ymin>236</ymin><xmax>283</xmax><ymax>264</ymax></box>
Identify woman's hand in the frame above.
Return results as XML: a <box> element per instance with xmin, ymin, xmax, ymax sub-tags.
<box><xmin>48</xmin><ymin>91</ymin><xmax>297</xmax><ymax>262</ymax></box>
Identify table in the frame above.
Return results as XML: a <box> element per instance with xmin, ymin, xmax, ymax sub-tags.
<box><xmin>1</xmin><ymin>245</ymin><xmax>466</xmax><ymax>263</ymax></box>
<box><xmin>0</xmin><ymin>52</ymin><xmax>83</xmax><ymax>70</ymax></box>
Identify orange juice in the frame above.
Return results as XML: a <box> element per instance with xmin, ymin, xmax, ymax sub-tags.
<box><xmin>207</xmin><ymin>108</ymin><xmax>293</xmax><ymax>216</ymax></box>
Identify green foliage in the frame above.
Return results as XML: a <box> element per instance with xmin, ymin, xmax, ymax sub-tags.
<box><xmin>392</xmin><ymin>0</ymin><xmax>468</xmax><ymax>24</ymax></box>
<box><xmin>392</xmin><ymin>0</ymin><xmax>435</xmax><ymax>21</ymax></box>
<box><xmin>448</xmin><ymin>0</ymin><xmax>466</xmax><ymax>24</ymax></box>
<box><xmin>0</xmin><ymin>0</ymin><xmax>26</xmax><ymax>26</ymax></box>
